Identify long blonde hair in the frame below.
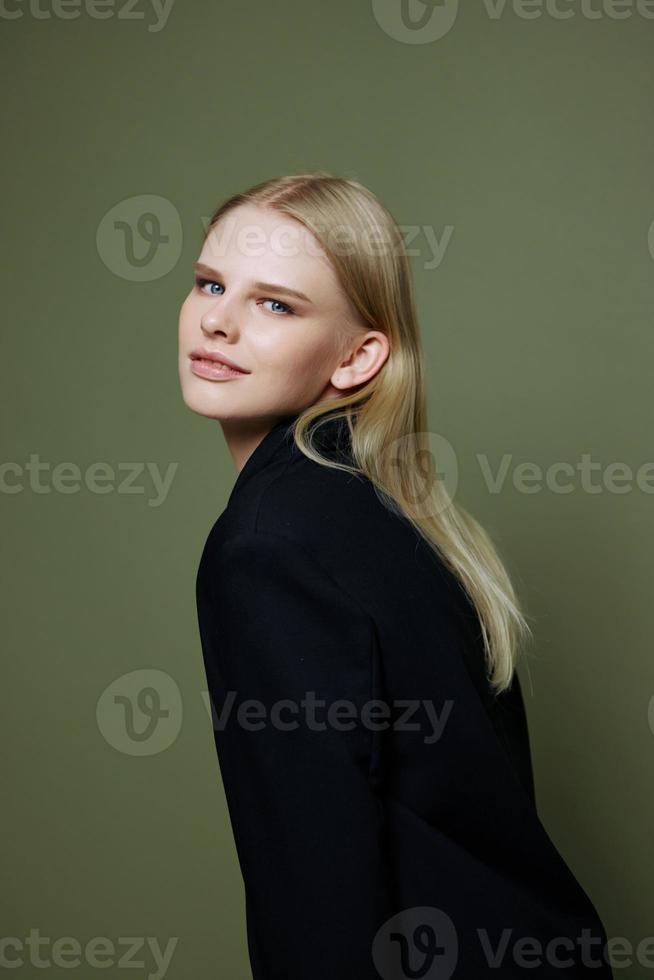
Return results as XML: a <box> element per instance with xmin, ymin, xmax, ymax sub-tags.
<box><xmin>206</xmin><ymin>172</ymin><xmax>533</xmax><ymax>695</ymax></box>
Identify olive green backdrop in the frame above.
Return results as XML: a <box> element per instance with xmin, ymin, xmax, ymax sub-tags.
<box><xmin>2</xmin><ymin>2</ymin><xmax>652</xmax><ymax>977</ymax></box>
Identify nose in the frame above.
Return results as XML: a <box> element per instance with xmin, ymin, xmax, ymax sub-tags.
<box><xmin>201</xmin><ymin>300</ymin><xmax>233</xmax><ymax>336</ymax></box>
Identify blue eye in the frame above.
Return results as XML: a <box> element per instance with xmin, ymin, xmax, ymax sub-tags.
<box><xmin>262</xmin><ymin>298</ymin><xmax>295</xmax><ymax>316</ymax></box>
<box><xmin>195</xmin><ymin>277</ymin><xmax>223</xmax><ymax>296</ymax></box>
<box><xmin>194</xmin><ymin>277</ymin><xmax>296</xmax><ymax>316</ymax></box>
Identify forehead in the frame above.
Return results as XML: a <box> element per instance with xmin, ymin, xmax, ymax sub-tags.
<box><xmin>200</xmin><ymin>204</ymin><xmax>335</xmax><ymax>288</ymax></box>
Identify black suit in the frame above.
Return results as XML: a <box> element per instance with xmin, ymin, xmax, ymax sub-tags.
<box><xmin>195</xmin><ymin>411</ymin><xmax>614</xmax><ymax>979</ymax></box>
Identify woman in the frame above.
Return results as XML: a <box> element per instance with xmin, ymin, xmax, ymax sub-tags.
<box><xmin>179</xmin><ymin>173</ymin><xmax>614</xmax><ymax>979</ymax></box>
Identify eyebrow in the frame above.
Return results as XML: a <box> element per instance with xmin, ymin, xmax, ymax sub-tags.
<box><xmin>194</xmin><ymin>262</ymin><xmax>313</xmax><ymax>304</ymax></box>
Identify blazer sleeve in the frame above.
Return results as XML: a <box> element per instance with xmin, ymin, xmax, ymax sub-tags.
<box><xmin>200</xmin><ymin>529</ymin><xmax>393</xmax><ymax>980</ymax></box>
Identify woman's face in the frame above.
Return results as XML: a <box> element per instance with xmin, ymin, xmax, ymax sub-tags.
<box><xmin>178</xmin><ymin>204</ymin><xmax>385</xmax><ymax>425</ymax></box>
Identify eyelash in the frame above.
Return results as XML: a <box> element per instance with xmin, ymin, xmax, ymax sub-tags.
<box><xmin>194</xmin><ymin>276</ymin><xmax>297</xmax><ymax>316</ymax></box>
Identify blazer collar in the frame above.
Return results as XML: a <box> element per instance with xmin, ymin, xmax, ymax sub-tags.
<box><xmin>227</xmin><ymin>412</ymin><xmax>301</xmax><ymax>503</ymax></box>
<box><xmin>227</xmin><ymin>409</ymin><xmax>354</xmax><ymax>503</ymax></box>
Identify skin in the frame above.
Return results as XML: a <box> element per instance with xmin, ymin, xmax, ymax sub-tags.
<box><xmin>178</xmin><ymin>204</ymin><xmax>389</xmax><ymax>473</ymax></box>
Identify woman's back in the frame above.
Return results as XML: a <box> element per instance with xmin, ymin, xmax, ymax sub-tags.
<box><xmin>196</xmin><ymin>413</ymin><xmax>613</xmax><ymax>979</ymax></box>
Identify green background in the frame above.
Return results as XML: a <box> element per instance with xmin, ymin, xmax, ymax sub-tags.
<box><xmin>2</xmin><ymin>1</ymin><xmax>652</xmax><ymax>976</ymax></box>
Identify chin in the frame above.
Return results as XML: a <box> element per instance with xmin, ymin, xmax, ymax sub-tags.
<box><xmin>178</xmin><ymin>383</ymin><xmax>225</xmax><ymax>420</ymax></box>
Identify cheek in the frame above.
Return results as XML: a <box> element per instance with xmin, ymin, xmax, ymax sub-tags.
<box><xmin>270</xmin><ymin>334</ymin><xmax>340</xmax><ymax>405</ymax></box>
<box><xmin>178</xmin><ymin>295</ymin><xmax>197</xmax><ymax>341</ymax></box>
<box><xmin>256</xmin><ymin>324</ymin><xmax>336</xmax><ymax>376</ymax></box>
<box><xmin>177</xmin><ymin>293</ymin><xmax>203</xmax><ymax>347</ymax></box>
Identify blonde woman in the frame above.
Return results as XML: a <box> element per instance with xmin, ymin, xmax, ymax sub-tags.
<box><xmin>179</xmin><ymin>173</ymin><xmax>613</xmax><ymax>979</ymax></box>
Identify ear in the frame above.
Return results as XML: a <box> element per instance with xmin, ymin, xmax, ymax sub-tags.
<box><xmin>330</xmin><ymin>331</ymin><xmax>390</xmax><ymax>391</ymax></box>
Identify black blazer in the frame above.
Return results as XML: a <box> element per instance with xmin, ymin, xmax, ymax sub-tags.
<box><xmin>195</xmin><ymin>411</ymin><xmax>613</xmax><ymax>980</ymax></box>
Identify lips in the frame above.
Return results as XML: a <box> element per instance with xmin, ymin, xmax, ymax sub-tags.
<box><xmin>189</xmin><ymin>348</ymin><xmax>250</xmax><ymax>373</ymax></box>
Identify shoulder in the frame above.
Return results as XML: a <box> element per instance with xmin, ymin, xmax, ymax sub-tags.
<box><xmin>217</xmin><ymin>448</ymin><xmax>464</xmax><ymax>613</ymax></box>
<box><xmin>199</xmin><ymin>448</ymin><xmax>414</xmax><ymax>603</ymax></box>
<box><xmin>198</xmin><ymin>436</ymin><xmax>471</xmax><ymax>633</ymax></box>
<box><xmin>235</xmin><ymin>448</ymin><xmax>416</xmax><ymax>563</ymax></box>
